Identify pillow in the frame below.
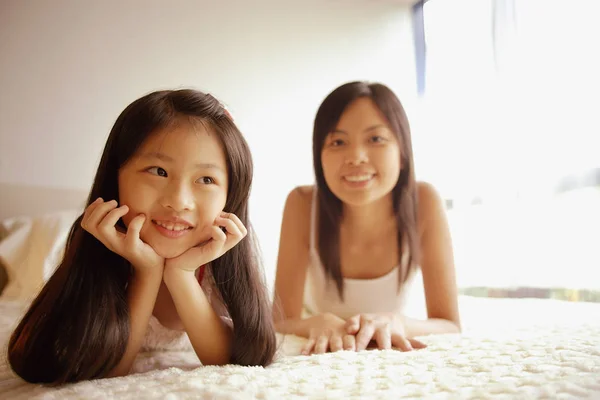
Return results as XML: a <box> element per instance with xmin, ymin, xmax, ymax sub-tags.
<box><xmin>0</xmin><ymin>258</ymin><xmax>7</xmax><ymax>296</ymax></box>
<box><xmin>0</xmin><ymin>223</ymin><xmax>8</xmax><ymax>294</ymax></box>
<box><xmin>0</xmin><ymin>209</ymin><xmax>81</xmax><ymax>300</ymax></box>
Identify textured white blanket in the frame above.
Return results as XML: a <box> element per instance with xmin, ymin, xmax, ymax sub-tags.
<box><xmin>1</xmin><ymin>296</ymin><xmax>599</xmax><ymax>399</ymax></box>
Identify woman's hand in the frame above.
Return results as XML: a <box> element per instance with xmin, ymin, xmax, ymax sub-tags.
<box><xmin>165</xmin><ymin>212</ymin><xmax>247</xmax><ymax>273</ymax></box>
<box><xmin>301</xmin><ymin>313</ymin><xmax>357</xmax><ymax>355</ymax></box>
<box><xmin>345</xmin><ymin>313</ymin><xmax>427</xmax><ymax>351</ymax></box>
<box><xmin>81</xmin><ymin>198</ymin><xmax>164</xmax><ymax>273</ymax></box>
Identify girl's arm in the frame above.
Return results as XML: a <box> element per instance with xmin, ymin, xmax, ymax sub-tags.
<box><xmin>108</xmin><ymin>267</ymin><xmax>163</xmax><ymax>377</ymax></box>
<box><xmin>79</xmin><ymin>200</ymin><xmax>166</xmax><ymax>378</ymax></box>
<box><xmin>163</xmin><ymin>268</ymin><xmax>233</xmax><ymax>365</ymax></box>
<box><xmin>412</xmin><ymin>182</ymin><xmax>461</xmax><ymax>336</ymax></box>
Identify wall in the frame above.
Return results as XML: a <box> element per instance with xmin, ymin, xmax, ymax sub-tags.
<box><xmin>0</xmin><ymin>0</ymin><xmax>417</xmax><ymax>286</ymax></box>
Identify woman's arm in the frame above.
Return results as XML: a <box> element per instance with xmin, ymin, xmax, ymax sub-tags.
<box><xmin>402</xmin><ymin>316</ymin><xmax>460</xmax><ymax>338</ymax></box>
<box><xmin>163</xmin><ymin>268</ymin><xmax>233</xmax><ymax>365</ymax></box>
<box><xmin>272</xmin><ymin>186</ymin><xmax>314</xmax><ymax>335</ymax></box>
<box><xmin>411</xmin><ymin>181</ymin><xmax>461</xmax><ymax>336</ymax></box>
<box><xmin>108</xmin><ymin>267</ymin><xmax>163</xmax><ymax>377</ymax></box>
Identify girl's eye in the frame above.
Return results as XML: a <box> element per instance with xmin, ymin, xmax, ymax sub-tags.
<box><xmin>147</xmin><ymin>167</ymin><xmax>167</xmax><ymax>177</ymax></box>
<box><xmin>198</xmin><ymin>177</ymin><xmax>215</xmax><ymax>184</ymax></box>
<box><xmin>370</xmin><ymin>135</ymin><xmax>385</xmax><ymax>143</ymax></box>
<box><xmin>330</xmin><ymin>139</ymin><xmax>345</xmax><ymax>147</ymax></box>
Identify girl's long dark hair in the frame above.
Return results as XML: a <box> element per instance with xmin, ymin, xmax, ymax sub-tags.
<box><xmin>312</xmin><ymin>81</ymin><xmax>420</xmax><ymax>299</ymax></box>
<box><xmin>8</xmin><ymin>89</ymin><xmax>276</xmax><ymax>384</ymax></box>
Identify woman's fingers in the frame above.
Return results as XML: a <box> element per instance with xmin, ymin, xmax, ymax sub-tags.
<box><xmin>409</xmin><ymin>338</ymin><xmax>427</xmax><ymax>349</ymax></box>
<box><xmin>345</xmin><ymin>315</ymin><xmax>361</xmax><ymax>335</ymax></box>
<box><xmin>374</xmin><ymin>326</ymin><xmax>392</xmax><ymax>350</ymax></box>
<box><xmin>355</xmin><ymin>321</ymin><xmax>376</xmax><ymax>351</ymax></box>
<box><xmin>301</xmin><ymin>337</ymin><xmax>317</xmax><ymax>356</ymax></box>
<box><xmin>313</xmin><ymin>334</ymin><xmax>329</xmax><ymax>354</ymax></box>
<box><xmin>329</xmin><ymin>334</ymin><xmax>344</xmax><ymax>352</ymax></box>
<box><xmin>391</xmin><ymin>333</ymin><xmax>414</xmax><ymax>351</ymax></box>
<box><xmin>343</xmin><ymin>334</ymin><xmax>356</xmax><ymax>351</ymax></box>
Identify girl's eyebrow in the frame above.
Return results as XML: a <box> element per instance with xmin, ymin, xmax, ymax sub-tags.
<box><xmin>141</xmin><ymin>151</ymin><xmax>173</xmax><ymax>162</ymax></box>
<box><xmin>141</xmin><ymin>151</ymin><xmax>225</xmax><ymax>172</ymax></box>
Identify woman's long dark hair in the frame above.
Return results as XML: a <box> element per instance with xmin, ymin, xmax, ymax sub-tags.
<box><xmin>312</xmin><ymin>81</ymin><xmax>420</xmax><ymax>299</ymax></box>
<box><xmin>8</xmin><ymin>89</ymin><xmax>276</xmax><ymax>385</ymax></box>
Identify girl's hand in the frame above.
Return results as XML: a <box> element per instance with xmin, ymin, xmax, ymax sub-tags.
<box><xmin>165</xmin><ymin>212</ymin><xmax>247</xmax><ymax>272</ymax></box>
<box><xmin>344</xmin><ymin>313</ymin><xmax>427</xmax><ymax>351</ymax></box>
<box><xmin>301</xmin><ymin>313</ymin><xmax>357</xmax><ymax>355</ymax></box>
<box><xmin>81</xmin><ymin>198</ymin><xmax>164</xmax><ymax>273</ymax></box>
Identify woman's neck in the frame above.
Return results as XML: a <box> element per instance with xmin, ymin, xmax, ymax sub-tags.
<box><xmin>341</xmin><ymin>195</ymin><xmax>396</xmax><ymax>237</ymax></box>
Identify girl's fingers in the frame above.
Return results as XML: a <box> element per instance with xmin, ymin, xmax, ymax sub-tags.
<box><xmin>215</xmin><ymin>217</ymin><xmax>243</xmax><ymax>252</ymax></box>
<box><xmin>85</xmin><ymin>197</ymin><xmax>103</xmax><ymax>213</ymax></box>
<box><xmin>221</xmin><ymin>212</ymin><xmax>247</xmax><ymax>237</ymax></box>
<box><xmin>81</xmin><ymin>197</ymin><xmax>104</xmax><ymax>229</ymax></box>
<box><xmin>215</xmin><ymin>216</ymin><xmax>243</xmax><ymax>238</ymax></box>
<box><xmin>98</xmin><ymin>205</ymin><xmax>129</xmax><ymax>236</ymax></box>
<box><xmin>86</xmin><ymin>200</ymin><xmax>119</xmax><ymax>231</ymax></box>
<box><xmin>98</xmin><ymin>206</ymin><xmax>130</xmax><ymax>250</ymax></box>
<box><xmin>125</xmin><ymin>214</ymin><xmax>146</xmax><ymax>248</ymax></box>
<box><xmin>210</xmin><ymin>225</ymin><xmax>228</xmax><ymax>243</ymax></box>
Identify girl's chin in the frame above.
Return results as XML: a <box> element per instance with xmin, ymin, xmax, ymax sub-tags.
<box><xmin>139</xmin><ymin>238</ymin><xmax>188</xmax><ymax>259</ymax></box>
<box><xmin>153</xmin><ymin>245</ymin><xmax>188</xmax><ymax>259</ymax></box>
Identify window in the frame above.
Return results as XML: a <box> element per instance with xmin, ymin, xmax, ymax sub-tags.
<box><xmin>412</xmin><ymin>0</ymin><xmax>600</xmax><ymax>298</ymax></box>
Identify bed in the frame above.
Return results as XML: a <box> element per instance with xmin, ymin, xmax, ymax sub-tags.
<box><xmin>1</xmin><ymin>184</ymin><xmax>599</xmax><ymax>399</ymax></box>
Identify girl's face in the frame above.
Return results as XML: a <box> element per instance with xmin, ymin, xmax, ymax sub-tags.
<box><xmin>321</xmin><ymin>97</ymin><xmax>401</xmax><ymax>207</ymax></box>
<box><xmin>118</xmin><ymin>120</ymin><xmax>228</xmax><ymax>259</ymax></box>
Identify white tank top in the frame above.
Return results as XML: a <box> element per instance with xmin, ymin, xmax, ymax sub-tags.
<box><xmin>303</xmin><ymin>187</ymin><xmax>416</xmax><ymax>320</ymax></box>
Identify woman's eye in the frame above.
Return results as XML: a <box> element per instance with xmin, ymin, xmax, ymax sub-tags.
<box><xmin>330</xmin><ymin>139</ymin><xmax>345</xmax><ymax>147</ymax></box>
<box><xmin>370</xmin><ymin>135</ymin><xmax>385</xmax><ymax>143</ymax></box>
<box><xmin>198</xmin><ymin>177</ymin><xmax>215</xmax><ymax>184</ymax></box>
<box><xmin>147</xmin><ymin>167</ymin><xmax>167</xmax><ymax>177</ymax></box>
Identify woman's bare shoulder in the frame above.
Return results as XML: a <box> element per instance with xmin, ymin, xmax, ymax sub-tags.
<box><xmin>286</xmin><ymin>185</ymin><xmax>314</xmax><ymax>214</ymax></box>
<box><xmin>281</xmin><ymin>185</ymin><xmax>315</xmax><ymax>245</ymax></box>
<box><xmin>416</xmin><ymin>181</ymin><xmax>446</xmax><ymax>234</ymax></box>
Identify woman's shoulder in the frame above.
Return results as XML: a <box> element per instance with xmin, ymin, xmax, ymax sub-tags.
<box><xmin>292</xmin><ymin>184</ymin><xmax>315</xmax><ymax>198</ymax></box>
<box><xmin>281</xmin><ymin>185</ymin><xmax>314</xmax><ymax>245</ymax></box>
<box><xmin>416</xmin><ymin>181</ymin><xmax>443</xmax><ymax>203</ymax></box>
<box><xmin>416</xmin><ymin>181</ymin><xmax>447</xmax><ymax>235</ymax></box>
<box><xmin>285</xmin><ymin>185</ymin><xmax>314</xmax><ymax>215</ymax></box>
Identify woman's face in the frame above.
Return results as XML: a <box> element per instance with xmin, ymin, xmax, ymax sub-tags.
<box><xmin>321</xmin><ymin>97</ymin><xmax>401</xmax><ymax>207</ymax></box>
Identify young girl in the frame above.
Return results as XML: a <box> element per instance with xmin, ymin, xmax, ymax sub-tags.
<box><xmin>273</xmin><ymin>81</ymin><xmax>461</xmax><ymax>355</ymax></box>
<box><xmin>8</xmin><ymin>89</ymin><xmax>277</xmax><ymax>384</ymax></box>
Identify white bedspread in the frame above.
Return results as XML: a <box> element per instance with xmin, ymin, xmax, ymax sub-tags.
<box><xmin>1</xmin><ymin>296</ymin><xmax>599</xmax><ymax>399</ymax></box>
